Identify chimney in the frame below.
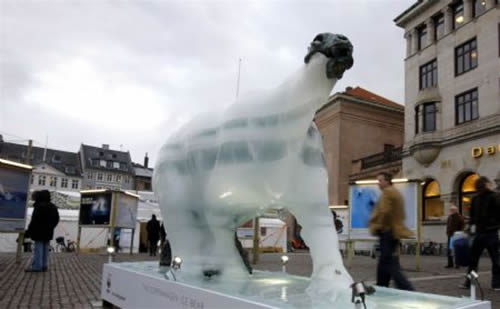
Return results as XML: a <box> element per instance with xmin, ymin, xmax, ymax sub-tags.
<box><xmin>102</xmin><ymin>144</ymin><xmax>109</xmax><ymax>150</ymax></box>
<box><xmin>144</xmin><ymin>153</ymin><xmax>149</xmax><ymax>168</ymax></box>
<box><xmin>345</xmin><ymin>86</ymin><xmax>353</xmax><ymax>92</ymax></box>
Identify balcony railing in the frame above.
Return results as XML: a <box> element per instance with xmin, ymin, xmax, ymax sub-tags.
<box><xmin>360</xmin><ymin>146</ymin><xmax>402</xmax><ymax>170</ymax></box>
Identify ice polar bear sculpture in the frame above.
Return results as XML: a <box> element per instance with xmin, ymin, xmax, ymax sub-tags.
<box><xmin>154</xmin><ymin>33</ymin><xmax>354</xmax><ymax>290</ymax></box>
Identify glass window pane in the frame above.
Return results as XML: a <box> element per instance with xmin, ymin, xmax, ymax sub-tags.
<box><xmin>457</xmin><ymin>56</ymin><xmax>463</xmax><ymax>74</ymax></box>
<box><xmin>472</xmin><ymin>100</ymin><xmax>479</xmax><ymax>119</ymax></box>
<box><xmin>464</xmin><ymin>44</ymin><xmax>470</xmax><ymax>53</ymax></box>
<box><xmin>464</xmin><ymin>54</ymin><xmax>470</xmax><ymax>71</ymax></box>
<box><xmin>471</xmin><ymin>90</ymin><xmax>478</xmax><ymax>99</ymax></box>
<box><xmin>432</xmin><ymin>69</ymin><xmax>437</xmax><ymax>86</ymax></box>
<box><xmin>464</xmin><ymin>102</ymin><xmax>471</xmax><ymax>121</ymax></box>
<box><xmin>458</xmin><ymin>104</ymin><xmax>464</xmax><ymax>123</ymax></box>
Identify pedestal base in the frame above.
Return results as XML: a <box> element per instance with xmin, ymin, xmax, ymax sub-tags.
<box><xmin>101</xmin><ymin>262</ymin><xmax>491</xmax><ymax>309</ymax></box>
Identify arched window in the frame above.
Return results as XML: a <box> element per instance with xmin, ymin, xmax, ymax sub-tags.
<box><xmin>459</xmin><ymin>173</ymin><xmax>479</xmax><ymax>218</ymax></box>
<box><xmin>423</xmin><ymin>179</ymin><xmax>444</xmax><ymax>221</ymax></box>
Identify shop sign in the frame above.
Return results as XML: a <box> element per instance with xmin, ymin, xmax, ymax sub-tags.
<box><xmin>472</xmin><ymin>145</ymin><xmax>500</xmax><ymax>158</ymax></box>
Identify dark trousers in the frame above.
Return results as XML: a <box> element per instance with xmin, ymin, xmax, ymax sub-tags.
<box><xmin>467</xmin><ymin>232</ymin><xmax>500</xmax><ymax>288</ymax></box>
<box><xmin>149</xmin><ymin>240</ymin><xmax>158</xmax><ymax>256</ymax></box>
<box><xmin>376</xmin><ymin>231</ymin><xmax>414</xmax><ymax>291</ymax></box>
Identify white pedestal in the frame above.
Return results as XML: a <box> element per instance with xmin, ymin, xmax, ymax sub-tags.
<box><xmin>101</xmin><ymin>262</ymin><xmax>491</xmax><ymax>309</ymax></box>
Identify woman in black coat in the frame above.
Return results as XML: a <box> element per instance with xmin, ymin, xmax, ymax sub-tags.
<box><xmin>25</xmin><ymin>190</ymin><xmax>60</xmax><ymax>272</ymax></box>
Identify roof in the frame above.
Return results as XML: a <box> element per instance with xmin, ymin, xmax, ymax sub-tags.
<box><xmin>0</xmin><ymin>142</ymin><xmax>82</xmax><ymax>176</ymax></box>
<box><xmin>394</xmin><ymin>0</ymin><xmax>423</xmax><ymax>24</ymax></box>
<box><xmin>135</xmin><ymin>166</ymin><xmax>153</xmax><ymax>178</ymax></box>
<box><xmin>344</xmin><ymin>87</ymin><xmax>404</xmax><ymax>110</ymax></box>
<box><xmin>80</xmin><ymin>144</ymin><xmax>133</xmax><ymax>174</ymax></box>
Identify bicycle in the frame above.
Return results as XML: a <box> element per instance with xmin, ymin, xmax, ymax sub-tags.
<box><xmin>55</xmin><ymin>236</ymin><xmax>76</xmax><ymax>252</ymax></box>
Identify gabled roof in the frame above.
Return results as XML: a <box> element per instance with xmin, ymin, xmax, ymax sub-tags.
<box><xmin>344</xmin><ymin>87</ymin><xmax>404</xmax><ymax>110</ymax></box>
<box><xmin>0</xmin><ymin>142</ymin><xmax>82</xmax><ymax>177</ymax></box>
<box><xmin>80</xmin><ymin>144</ymin><xmax>133</xmax><ymax>174</ymax></box>
<box><xmin>132</xmin><ymin>162</ymin><xmax>153</xmax><ymax>178</ymax></box>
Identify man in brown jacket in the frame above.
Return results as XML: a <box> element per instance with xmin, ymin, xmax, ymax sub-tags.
<box><xmin>445</xmin><ymin>205</ymin><xmax>464</xmax><ymax>268</ymax></box>
<box><xmin>369</xmin><ymin>172</ymin><xmax>414</xmax><ymax>290</ymax></box>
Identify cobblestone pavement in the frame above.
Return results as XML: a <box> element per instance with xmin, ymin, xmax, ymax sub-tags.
<box><xmin>0</xmin><ymin>251</ymin><xmax>498</xmax><ymax>308</ymax></box>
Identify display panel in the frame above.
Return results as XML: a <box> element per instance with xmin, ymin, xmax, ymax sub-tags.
<box><xmin>0</xmin><ymin>165</ymin><xmax>30</xmax><ymax>232</ymax></box>
<box><xmin>79</xmin><ymin>192</ymin><xmax>112</xmax><ymax>225</ymax></box>
<box><xmin>349</xmin><ymin>182</ymin><xmax>418</xmax><ymax>239</ymax></box>
<box><xmin>115</xmin><ymin>193</ymin><xmax>138</xmax><ymax>229</ymax></box>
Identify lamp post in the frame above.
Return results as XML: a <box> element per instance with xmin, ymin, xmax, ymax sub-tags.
<box><xmin>107</xmin><ymin>246</ymin><xmax>115</xmax><ymax>263</ymax></box>
<box><xmin>281</xmin><ymin>255</ymin><xmax>289</xmax><ymax>273</ymax></box>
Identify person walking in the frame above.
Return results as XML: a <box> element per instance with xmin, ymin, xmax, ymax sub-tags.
<box><xmin>369</xmin><ymin>172</ymin><xmax>414</xmax><ymax>291</ymax></box>
<box><xmin>445</xmin><ymin>205</ymin><xmax>465</xmax><ymax>268</ymax></box>
<box><xmin>460</xmin><ymin>176</ymin><xmax>500</xmax><ymax>290</ymax></box>
<box><xmin>146</xmin><ymin>215</ymin><xmax>161</xmax><ymax>257</ymax></box>
<box><xmin>25</xmin><ymin>190</ymin><xmax>60</xmax><ymax>272</ymax></box>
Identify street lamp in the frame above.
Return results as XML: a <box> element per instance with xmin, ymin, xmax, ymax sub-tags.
<box><xmin>107</xmin><ymin>246</ymin><xmax>115</xmax><ymax>263</ymax></box>
<box><xmin>281</xmin><ymin>255</ymin><xmax>289</xmax><ymax>273</ymax></box>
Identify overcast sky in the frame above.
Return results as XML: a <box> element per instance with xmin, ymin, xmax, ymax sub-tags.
<box><xmin>0</xmin><ymin>0</ymin><xmax>414</xmax><ymax>166</ymax></box>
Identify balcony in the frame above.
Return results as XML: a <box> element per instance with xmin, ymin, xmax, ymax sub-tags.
<box><xmin>360</xmin><ymin>146</ymin><xmax>402</xmax><ymax>170</ymax></box>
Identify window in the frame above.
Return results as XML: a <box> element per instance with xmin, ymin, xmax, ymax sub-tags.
<box><xmin>107</xmin><ymin>174</ymin><xmax>113</xmax><ymax>182</ymax></box>
<box><xmin>433</xmin><ymin>13</ymin><xmax>445</xmax><ymax>40</ymax></box>
<box><xmin>452</xmin><ymin>2</ymin><xmax>464</xmax><ymax>30</ymax></box>
<box><xmin>92</xmin><ymin>159</ymin><xmax>100</xmax><ymax>166</ymax></box>
<box><xmin>120</xmin><ymin>162</ymin><xmax>127</xmax><ymax>170</ymax></box>
<box><xmin>38</xmin><ymin>175</ymin><xmax>46</xmax><ymax>186</ymax></box>
<box><xmin>30</xmin><ymin>175</ymin><xmax>34</xmax><ymax>185</ymax></box>
<box><xmin>65</xmin><ymin>166</ymin><xmax>75</xmax><ymax>174</ymax></box>
<box><xmin>49</xmin><ymin>176</ymin><xmax>57</xmax><ymax>187</ymax></box>
<box><xmin>71</xmin><ymin>179</ymin><xmax>79</xmax><ymax>189</ymax></box>
<box><xmin>419</xmin><ymin>59</ymin><xmax>437</xmax><ymax>89</ymax></box>
<box><xmin>473</xmin><ymin>0</ymin><xmax>487</xmax><ymax>17</ymax></box>
<box><xmin>455</xmin><ymin>38</ymin><xmax>478</xmax><ymax>75</ymax></box>
<box><xmin>61</xmin><ymin>178</ymin><xmax>68</xmax><ymax>188</ymax></box>
<box><xmin>459</xmin><ymin>173</ymin><xmax>479</xmax><ymax>218</ymax></box>
<box><xmin>52</xmin><ymin>154</ymin><xmax>62</xmax><ymax>163</ymax></box>
<box><xmin>87</xmin><ymin>172</ymin><xmax>93</xmax><ymax>180</ymax></box>
<box><xmin>113</xmin><ymin>162</ymin><xmax>120</xmax><ymax>169</ymax></box>
<box><xmin>456</xmin><ymin>88</ymin><xmax>479</xmax><ymax>124</ymax></box>
<box><xmin>124</xmin><ymin>176</ymin><xmax>130</xmax><ymax>184</ymax></box>
<box><xmin>417</xmin><ymin>24</ymin><xmax>427</xmax><ymax>50</ymax></box>
<box><xmin>423</xmin><ymin>180</ymin><xmax>444</xmax><ymax>221</ymax></box>
<box><xmin>100</xmin><ymin>160</ymin><xmax>106</xmax><ymax>167</ymax></box>
<box><xmin>423</xmin><ymin>103</ymin><xmax>437</xmax><ymax>132</ymax></box>
<box><xmin>97</xmin><ymin>172</ymin><xmax>103</xmax><ymax>181</ymax></box>
<box><xmin>106</xmin><ymin>161</ymin><xmax>112</xmax><ymax>168</ymax></box>
<box><xmin>116</xmin><ymin>175</ymin><xmax>122</xmax><ymax>183</ymax></box>
<box><xmin>415</xmin><ymin>105</ymin><xmax>420</xmax><ymax>134</ymax></box>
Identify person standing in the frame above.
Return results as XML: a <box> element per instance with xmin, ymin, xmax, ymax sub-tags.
<box><xmin>25</xmin><ymin>190</ymin><xmax>60</xmax><ymax>272</ymax></box>
<box><xmin>146</xmin><ymin>215</ymin><xmax>161</xmax><ymax>256</ymax></box>
<box><xmin>445</xmin><ymin>205</ymin><xmax>465</xmax><ymax>268</ymax></box>
<box><xmin>369</xmin><ymin>172</ymin><xmax>414</xmax><ymax>291</ymax></box>
<box><xmin>460</xmin><ymin>176</ymin><xmax>500</xmax><ymax>290</ymax></box>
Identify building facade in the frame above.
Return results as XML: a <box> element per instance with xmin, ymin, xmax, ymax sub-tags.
<box><xmin>0</xmin><ymin>137</ymin><xmax>83</xmax><ymax>192</ymax></box>
<box><xmin>79</xmin><ymin>144</ymin><xmax>135</xmax><ymax>190</ymax></box>
<box><xmin>395</xmin><ymin>0</ymin><xmax>500</xmax><ymax>241</ymax></box>
<box><xmin>315</xmin><ymin>86</ymin><xmax>405</xmax><ymax>206</ymax></box>
<box><xmin>133</xmin><ymin>153</ymin><xmax>153</xmax><ymax>191</ymax></box>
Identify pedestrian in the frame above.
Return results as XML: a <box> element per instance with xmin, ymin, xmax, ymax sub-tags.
<box><xmin>146</xmin><ymin>215</ymin><xmax>161</xmax><ymax>257</ymax></box>
<box><xmin>24</xmin><ymin>190</ymin><xmax>60</xmax><ymax>272</ymax></box>
<box><xmin>369</xmin><ymin>172</ymin><xmax>414</xmax><ymax>291</ymax></box>
<box><xmin>445</xmin><ymin>205</ymin><xmax>465</xmax><ymax>268</ymax></box>
<box><xmin>460</xmin><ymin>176</ymin><xmax>500</xmax><ymax>290</ymax></box>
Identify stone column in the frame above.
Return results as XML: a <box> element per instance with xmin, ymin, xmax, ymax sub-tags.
<box><xmin>464</xmin><ymin>0</ymin><xmax>473</xmax><ymax>22</ymax></box>
<box><xmin>412</xmin><ymin>28</ymin><xmax>419</xmax><ymax>54</ymax></box>
<box><xmin>427</xmin><ymin>18</ymin><xmax>435</xmax><ymax>45</ymax></box>
<box><xmin>405</xmin><ymin>32</ymin><xmax>412</xmax><ymax>57</ymax></box>
<box><xmin>486</xmin><ymin>0</ymin><xmax>497</xmax><ymax>10</ymax></box>
<box><xmin>444</xmin><ymin>6</ymin><xmax>454</xmax><ymax>34</ymax></box>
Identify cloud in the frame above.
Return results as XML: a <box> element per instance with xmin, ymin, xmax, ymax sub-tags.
<box><xmin>0</xmin><ymin>0</ymin><xmax>414</xmax><ymax>165</ymax></box>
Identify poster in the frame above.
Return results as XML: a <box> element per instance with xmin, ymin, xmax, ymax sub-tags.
<box><xmin>0</xmin><ymin>165</ymin><xmax>30</xmax><ymax>231</ymax></box>
<box><xmin>349</xmin><ymin>182</ymin><xmax>418</xmax><ymax>239</ymax></box>
<box><xmin>80</xmin><ymin>192</ymin><xmax>112</xmax><ymax>225</ymax></box>
<box><xmin>115</xmin><ymin>193</ymin><xmax>138</xmax><ymax>229</ymax></box>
